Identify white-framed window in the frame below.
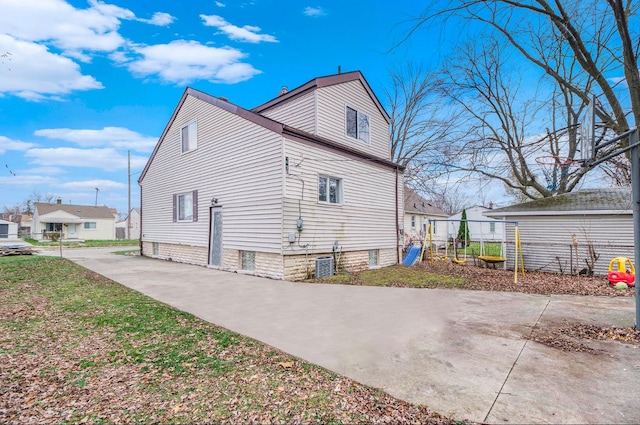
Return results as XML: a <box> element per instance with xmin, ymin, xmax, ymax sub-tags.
<box><xmin>345</xmin><ymin>106</ymin><xmax>370</xmax><ymax>144</ymax></box>
<box><xmin>174</xmin><ymin>191</ymin><xmax>198</xmax><ymax>222</ymax></box>
<box><xmin>83</xmin><ymin>222</ymin><xmax>97</xmax><ymax>230</ymax></box>
<box><xmin>490</xmin><ymin>222</ymin><xmax>496</xmax><ymax>233</ymax></box>
<box><xmin>411</xmin><ymin>216</ymin><xmax>416</xmax><ymax>228</ymax></box>
<box><xmin>240</xmin><ymin>251</ymin><xmax>256</xmax><ymax>271</ymax></box>
<box><xmin>153</xmin><ymin>242</ymin><xmax>159</xmax><ymax>256</ymax></box>
<box><xmin>318</xmin><ymin>175</ymin><xmax>342</xmax><ymax>205</ymax></box>
<box><xmin>181</xmin><ymin>121</ymin><xmax>198</xmax><ymax>153</ymax></box>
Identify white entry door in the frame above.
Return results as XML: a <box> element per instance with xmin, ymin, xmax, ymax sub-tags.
<box><xmin>67</xmin><ymin>224</ymin><xmax>78</xmax><ymax>239</ymax></box>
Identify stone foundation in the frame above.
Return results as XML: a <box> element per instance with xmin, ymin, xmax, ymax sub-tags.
<box><xmin>141</xmin><ymin>241</ymin><xmax>208</xmax><ymax>266</ymax></box>
<box><xmin>142</xmin><ymin>242</ymin><xmax>397</xmax><ymax>282</ymax></box>
<box><xmin>283</xmin><ymin>248</ymin><xmax>398</xmax><ymax>281</ymax></box>
<box><xmin>141</xmin><ymin>242</ymin><xmax>284</xmax><ymax>279</ymax></box>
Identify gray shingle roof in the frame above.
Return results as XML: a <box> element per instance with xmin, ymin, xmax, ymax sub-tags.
<box><xmin>404</xmin><ymin>188</ymin><xmax>447</xmax><ymax>216</ymax></box>
<box><xmin>35</xmin><ymin>202</ymin><xmax>116</xmax><ymax>219</ymax></box>
<box><xmin>488</xmin><ymin>188</ymin><xmax>632</xmax><ymax>214</ymax></box>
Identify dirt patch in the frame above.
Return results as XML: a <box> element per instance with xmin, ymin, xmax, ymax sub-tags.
<box><xmin>530</xmin><ymin>322</ymin><xmax>640</xmax><ymax>353</ymax></box>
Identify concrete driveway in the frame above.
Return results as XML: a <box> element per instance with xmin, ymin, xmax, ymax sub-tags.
<box><xmin>42</xmin><ymin>247</ymin><xmax>640</xmax><ymax>424</ymax></box>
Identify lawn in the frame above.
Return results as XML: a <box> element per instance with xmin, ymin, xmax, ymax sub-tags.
<box><xmin>23</xmin><ymin>238</ymin><xmax>140</xmax><ymax>248</ymax></box>
<box><xmin>0</xmin><ymin>256</ymin><xmax>463</xmax><ymax>424</ymax></box>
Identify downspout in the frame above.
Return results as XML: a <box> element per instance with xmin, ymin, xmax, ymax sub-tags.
<box><xmin>395</xmin><ymin>166</ymin><xmax>400</xmax><ymax>264</ymax></box>
<box><xmin>139</xmin><ymin>185</ymin><xmax>143</xmax><ymax>256</ymax></box>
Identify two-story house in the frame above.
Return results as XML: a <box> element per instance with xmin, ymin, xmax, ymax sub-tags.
<box><xmin>139</xmin><ymin>71</ymin><xmax>405</xmax><ymax>280</ymax></box>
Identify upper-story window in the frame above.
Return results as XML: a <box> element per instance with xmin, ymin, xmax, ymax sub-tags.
<box><xmin>181</xmin><ymin>121</ymin><xmax>198</xmax><ymax>153</ymax></box>
<box><xmin>345</xmin><ymin>106</ymin><xmax>370</xmax><ymax>144</ymax></box>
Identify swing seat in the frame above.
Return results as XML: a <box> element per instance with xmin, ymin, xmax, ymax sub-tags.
<box><xmin>479</xmin><ymin>255</ymin><xmax>507</xmax><ymax>264</ymax></box>
<box><xmin>452</xmin><ymin>257</ymin><xmax>467</xmax><ymax>264</ymax></box>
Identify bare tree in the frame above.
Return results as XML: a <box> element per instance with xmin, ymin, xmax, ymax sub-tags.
<box><xmin>386</xmin><ymin>64</ymin><xmax>459</xmax><ymax>170</ymax></box>
<box><xmin>414</xmin><ymin>0</ymin><xmax>640</xmax><ymax>150</ymax></box>
<box><xmin>433</xmin><ymin>36</ymin><xmax>596</xmax><ymax>199</ymax></box>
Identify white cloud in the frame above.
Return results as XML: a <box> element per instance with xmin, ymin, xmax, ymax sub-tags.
<box><xmin>138</xmin><ymin>12</ymin><xmax>175</xmax><ymax>26</ymax></box>
<box><xmin>0</xmin><ymin>0</ymin><xmax>129</xmax><ymax>53</ymax></box>
<box><xmin>303</xmin><ymin>6</ymin><xmax>327</xmax><ymax>17</ymax></box>
<box><xmin>125</xmin><ymin>40</ymin><xmax>261</xmax><ymax>84</ymax></box>
<box><xmin>200</xmin><ymin>15</ymin><xmax>278</xmax><ymax>43</ymax></box>
<box><xmin>0</xmin><ymin>35</ymin><xmax>103</xmax><ymax>100</ymax></box>
<box><xmin>34</xmin><ymin>127</ymin><xmax>158</xmax><ymax>152</ymax></box>
<box><xmin>25</xmin><ymin>147</ymin><xmax>148</xmax><ymax>171</ymax></box>
<box><xmin>215</xmin><ymin>1</ymin><xmax>226</xmax><ymax>7</ymax></box>
<box><xmin>0</xmin><ymin>135</ymin><xmax>36</xmax><ymax>154</ymax></box>
<box><xmin>60</xmin><ymin>179</ymin><xmax>125</xmax><ymax>190</ymax></box>
<box><xmin>0</xmin><ymin>174</ymin><xmax>57</xmax><ymax>187</ymax></box>
<box><xmin>23</xmin><ymin>166</ymin><xmax>66</xmax><ymax>175</ymax></box>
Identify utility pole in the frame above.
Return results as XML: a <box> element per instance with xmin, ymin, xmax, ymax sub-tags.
<box><xmin>95</xmin><ymin>187</ymin><xmax>99</xmax><ymax>206</ymax></box>
<box><xmin>127</xmin><ymin>150</ymin><xmax>131</xmax><ymax>240</ymax></box>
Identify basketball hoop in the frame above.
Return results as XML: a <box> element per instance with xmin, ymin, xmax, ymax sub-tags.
<box><xmin>535</xmin><ymin>156</ymin><xmax>581</xmax><ymax>191</ymax></box>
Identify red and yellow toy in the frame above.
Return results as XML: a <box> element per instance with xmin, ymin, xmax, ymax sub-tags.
<box><xmin>608</xmin><ymin>257</ymin><xmax>635</xmax><ymax>287</ymax></box>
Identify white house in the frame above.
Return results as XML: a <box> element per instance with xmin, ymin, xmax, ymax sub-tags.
<box><xmin>139</xmin><ymin>71</ymin><xmax>405</xmax><ymax>280</ymax></box>
<box><xmin>449</xmin><ymin>205</ymin><xmax>505</xmax><ymax>243</ymax></box>
<box><xmin>0</xmin><ymin>219</ymin><xmax>18</xmax><ymax>239</ymax></box>
<box><xmin>116</xmin><ymin>208</ymin><xmax>141</xmax><ymax>240</ymax></box>
<box><xmin>403</xmin><ymin>187</ymin><xmax>448</xmax><ymax>247</ymax></box>
<box><xmin>32</xmin><ymin>200</ymin><xmax>117</xmax><ymax>241</ymax></box>
<box><xmin>485</xmin><ymin>188</ymin><xmax>633</xmax><ymax>276</ymax></box>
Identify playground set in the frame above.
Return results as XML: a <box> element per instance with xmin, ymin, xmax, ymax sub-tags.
<box><xmin>402</xmin><ymin>218</ymin><xmax>525</xmax><ymax>283</ymax></box>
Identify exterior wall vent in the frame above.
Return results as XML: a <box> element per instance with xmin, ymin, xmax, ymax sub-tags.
<box><xmin>315</xmin><ymin>256</ymin><xmax>334</xmax><ymax>278</ymax></box>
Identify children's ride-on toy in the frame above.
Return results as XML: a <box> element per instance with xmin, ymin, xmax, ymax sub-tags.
<box><xmin>607</xmin><ymin>257</ymin><xmax>635</xmax><ymax>287</ymax></box>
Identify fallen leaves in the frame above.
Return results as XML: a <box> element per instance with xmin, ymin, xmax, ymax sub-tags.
<box><xmin>0</xmin><ymin>256</ymin><xmax>471</xmax><ymax>424</ymax></box>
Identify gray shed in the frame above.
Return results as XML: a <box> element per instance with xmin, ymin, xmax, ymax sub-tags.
<box><xmin>485</xmin><ymin>188</ymin><xmax>633</xmax><ymax>276</ymax></box>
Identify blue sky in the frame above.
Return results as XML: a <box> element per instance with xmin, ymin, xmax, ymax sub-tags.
<box><xmin>1</xmin><ymin>0</ymin><xmax>457</xmax><ymax>215</ymax></box>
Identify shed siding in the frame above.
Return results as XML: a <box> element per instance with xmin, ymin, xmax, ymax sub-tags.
<box><xmin>282</xmin><ymin>139</ymin><xmax>399</xmax><ymax>257</ymax></box>
<box><xmin>316</xmin><ymin>80</ymin><xmax>390</xmax><ymax>160</ymax></box>
<box><xmin>259</xmin><ymin>91</ymin><xmax>316</xmax><ymax>134</ymax></box>
<box><xmin>140</xmin><ymin>95</ymin><xmax>283</xmax><ymax>253</ymax></box>
<box><xmin>500</xmin><ymin>214</ymin><xmax>634</xmax><ymax>276</ymax></box>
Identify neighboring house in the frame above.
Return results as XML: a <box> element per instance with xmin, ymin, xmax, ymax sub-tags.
<box><xmin>116</xmin><ymin>208</ymin><xmax>141</xmax><ymax>240</ymax></box>
<box><xmin>32</xmin><ymin>199</ymin><xmax>117</xmax><ymax>240</ymax></box>
<box><xmin>449</xmin><ymin>205</ymin><xmax>504</xmax><ymax>243</ymax></box>
<box><xmin>485</xmin><ymin>188</ymin><xmax>633</xmax><ymax>276</ymax></box>
<box><xmin>403</xmin><ymin>187</ymin><xmax>448</xmax><ymax>247</ymax></box>
<box><xmin>139</xmin><ymin>71</ymin><xmax>405</xmax><ymax>280</ymax></box>
<box><xmin>0</xmin><ymin>219</ymin><xmax>18</xmax><ymax>239</ymax></box>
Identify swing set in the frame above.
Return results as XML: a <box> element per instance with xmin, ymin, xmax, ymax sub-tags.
<box><xmin>419</xmin><ymin>218</ymin><xmax>525</xmax><ymax>283</ymax></box>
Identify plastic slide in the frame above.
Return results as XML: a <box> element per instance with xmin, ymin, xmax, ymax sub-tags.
<box><xmin>402</xmin><ymin>245</ymin><xmax>422</xmax><ymax>266</ymax></box>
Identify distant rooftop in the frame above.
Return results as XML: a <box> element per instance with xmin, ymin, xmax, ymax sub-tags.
<box><xmin>488</xmin><ymin>188</ymin><xmax>632</xmax><ymax>214</ymax></box>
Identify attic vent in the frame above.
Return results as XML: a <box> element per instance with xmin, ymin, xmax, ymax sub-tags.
<box><xmin>413</xmin><ymin>203</ymin><xmax>416</xmax><ymax>208</ymax></box>
<box><xmin>315</xmin><ymin>256</ymin><xmax>334</xmax><ymax>278</ymax></box>
<box><xmin>422</xmin><ymin>202</ymin><xmax>425</xmax><ymax>207</ymax></box>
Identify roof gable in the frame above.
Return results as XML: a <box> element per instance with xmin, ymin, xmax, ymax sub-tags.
<box><xmin>139</xmin><ymin>82</ymin><xmax>403</xmax><ymax>183</ymax></box>
<box><xmin>252</xmin><ymin>71</ymin><xmax>390</xmax><ymax>123</ymax></box>
<box><xmin>488</xmin><ymin>188</ymin><xmax>632</xmax><ymax>215</ymax></box>
<box><xmin>403</xmin><ymin>188</ymin><xmax>447</xmax><ymax>216</ymax></box>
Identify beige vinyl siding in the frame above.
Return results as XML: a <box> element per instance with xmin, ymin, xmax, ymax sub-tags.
<box><xmin>500</xmin><ymin>214</ymin><xmax>634</xmax><ymax>276</ymax></box>
<box><xmin>282</xmin><ymin>139</ymin><xmax>399</xmax><ymax>255</ymax></box>
<box><xmin>141</xmin><ymin>95</ymin><xmax>283</xmax><ymax>253</ymax></box>
<box><xmin>259</xmin><ymin>91</ymin><xmax>316</xmax><ymax>134</ymax></box>
<box><xmin>315</xmin><ymin>80</ymin><xmax>390</xmax><ymax>160</ymax></box>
